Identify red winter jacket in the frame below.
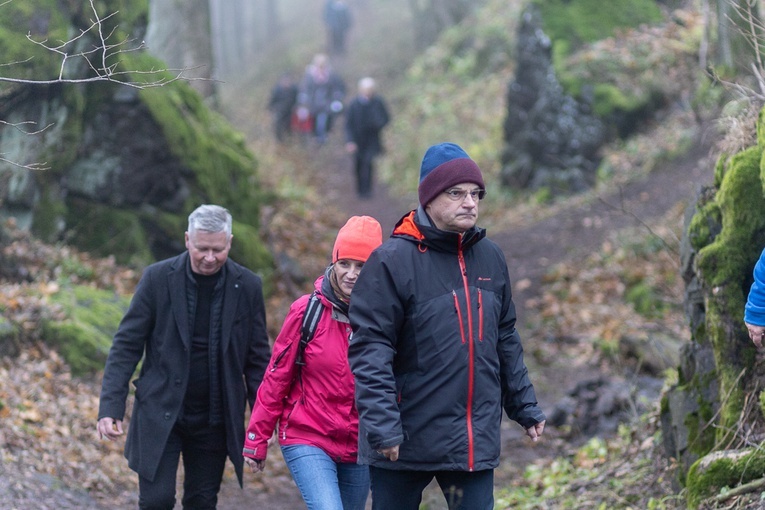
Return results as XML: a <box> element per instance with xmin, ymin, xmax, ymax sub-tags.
<box><xmin>243</xmin><ymin>276</ymin><xmax>359</xmax><ymax>463</ymax></box>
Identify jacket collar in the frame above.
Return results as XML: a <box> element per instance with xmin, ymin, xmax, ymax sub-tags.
<box><xmin>168</xmin><ymin>252</ymin><xmax>241</xmax><ymax>351</ymax></box>
<box><xmin>391</xmin><ymin>207</ymin><xmax>486</xmax><ymax>253</ymax></box>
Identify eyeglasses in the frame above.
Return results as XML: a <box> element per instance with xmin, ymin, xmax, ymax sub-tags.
<box><xmin>442</xmin><ymin>188</ymin><xmax>486</xmax><ymax>202</ymax></box>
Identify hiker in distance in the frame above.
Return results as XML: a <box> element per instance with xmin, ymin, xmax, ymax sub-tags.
<box><xmin>97</xmin><ymin>204</ymin><xmax>271</xmax><ymax>509</ymax></box>
<box><xmin>244</xmin><ymin>215</ymin><xmax>383</xmax><ymax>510</ymax></box>
<box><xmin>348</xmin><ymin>143</ymin><xmax>546</xmax><ymax>510</ymax></box>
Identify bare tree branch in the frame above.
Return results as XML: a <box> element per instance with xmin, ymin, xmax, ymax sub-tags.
<box><xmin>0</xmin><ymin>0</ymin><xmax>205</xmax><ymax>89</ymax></box>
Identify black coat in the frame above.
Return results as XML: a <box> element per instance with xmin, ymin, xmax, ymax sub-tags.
<box><xmin>348</xmin><ymin>208</ymin><xmax>545</xmax><ymax>471</ymax></box>
<box><xmin>344</xmin><ymin>95</ymin><xmax>390</xmax><ymax>154</ymax></box>
<box><xmin>98</xmin><ymin>252</ymin><xmax>271</xmax><ymax>485</ymax></box>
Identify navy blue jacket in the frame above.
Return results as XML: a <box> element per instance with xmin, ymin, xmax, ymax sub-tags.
<box><xmin>348</xmin><ymin>208</ymin><xmax>545</xmax><ymax>471</ymax></box>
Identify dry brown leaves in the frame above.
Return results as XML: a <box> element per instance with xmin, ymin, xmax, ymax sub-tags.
<box><xmin>0</xmin><ymin>344</ymin><xmax>137</xmax><ymax>507</ymax></box>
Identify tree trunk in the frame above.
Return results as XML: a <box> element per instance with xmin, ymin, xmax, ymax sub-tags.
<box><xmin>711</xmin><ymin>0</ymin><xmax>764</xmax><ymax>73</ymax></box>
<box><xmin>146</xmin><ymin>0</ymin><xmax>215</xmax><ymax>97</ymax></box>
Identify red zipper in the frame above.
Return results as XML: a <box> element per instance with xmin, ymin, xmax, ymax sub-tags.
<box><xmin>458</xmin><ymin>246</ymin><xmax>475</xmax><ymax>471</ymax></box>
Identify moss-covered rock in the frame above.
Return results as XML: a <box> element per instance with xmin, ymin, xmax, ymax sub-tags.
<box><xmin>663</xmin><ymin>105</ymin><xmax>765</xmax><ymax>505</ymax></box>
<box><xmin>534</xmin><ymin>0</ymin><xmax>663</xmax><ymax>50</ymax></box>
<box><xmin>42</xmin><ymin>284</ymin><xmax>131</xmax><ymax>376</ymax></box>
<box><xmin>686</xmin><ymin>447</ymin><xmax>765</xmax><ymax>508</ymax></box>
<box><xmin>0</xmin><ymin>2</ymin><xmax>274</xmax><ymax>280</ymax></box>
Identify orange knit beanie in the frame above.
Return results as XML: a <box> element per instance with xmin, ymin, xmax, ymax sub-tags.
<box><xmin>332</xmin><ymin>216</ymin><xmax>383</xmax><ymax>263</ymax></box>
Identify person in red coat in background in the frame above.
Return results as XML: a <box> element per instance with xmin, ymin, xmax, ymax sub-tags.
<box><xmin>244</xmin><ymin>215</ymin><xmax>383</xmax><ymax>510</ymax></box>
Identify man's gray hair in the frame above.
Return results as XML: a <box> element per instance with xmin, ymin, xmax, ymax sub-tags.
<box><xmin>188</xmin><ymin>204</ymin><xmax>232</xmax><ymax>238</ymax></box>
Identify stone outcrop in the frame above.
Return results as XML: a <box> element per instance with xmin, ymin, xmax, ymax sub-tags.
<box><xmin>0</xmin><ymin>3</ymin><xmax>272</xmax><ymax>274</ymax></box>
<box><xmin>500</xmin><ymin>6</ymin><xmax>605</xmax><ymax>194</ymax></box>
<box><xmin>661</xmin><ymin>117</ymin><xmax>765</xmax><ymax>504</ymax></box>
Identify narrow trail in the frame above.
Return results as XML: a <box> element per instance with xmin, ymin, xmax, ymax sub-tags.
<box><xmin>210</xmin><ymin>3</ymin><xmax>717</xmax><ymax>506</ymax></box>
<box><xmin>209</xmin><ymin>121</ymin><xmax>716</xmax><ymax>510</ymax></box>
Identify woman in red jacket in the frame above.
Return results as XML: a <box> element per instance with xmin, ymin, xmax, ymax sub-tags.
<box><xmin>243</xmin><ymin>215</ymin><xmax>382</xmax><ymax>510</ymax></box>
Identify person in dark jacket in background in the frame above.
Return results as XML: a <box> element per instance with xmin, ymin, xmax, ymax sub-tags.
<box><xmin>348</xmin><ymin>143</ymin><xmax>546</xmax><ymax>510</ymax></box>
<box><xmin>97</xmin><ymin>204</ymin><xmax>271</xmax><ymax>510</ymax></box>
<box><xmin>324</xmin><ymin>0</ymin><xmax>352</xmax><ymax>56</ymax></box>
<box><xmin>268</xmin><ymin>73</ymin><xmax>298</xmax><ymax>143</ymax></box>
<box><xmin>344</xmin><ymin>77</ymin><xmax>390</xmax><ymax>199</ymax></box>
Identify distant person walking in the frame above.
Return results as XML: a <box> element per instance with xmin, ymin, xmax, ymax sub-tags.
<box><xmin>244</xmin><ymin>215</ymin><xmax>383</xmax><ymax>510</ymax></box>
<box><xmin>324</xmin><ymin>0</ymin><xmax>353</xmax><ymax>56</ymax></box>
<box><xmin>268</xmin><ymin>73</ymin><xmax>298</xmax><ymax>143</ymax></box>
<box><xmin>344</xmin><ymin>77</ymin><xmax>390</xmax><ymax>199</ymax></box>
<box><xmin>298</xmin><ymin>53</ymin><xmax>347</xmax><ymax>145</ymax></box>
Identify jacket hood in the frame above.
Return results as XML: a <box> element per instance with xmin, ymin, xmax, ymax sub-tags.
<box><xmin>391</xmin><ymin>207</ymin><xmax>486</xmax><ymax>253</ymax></box>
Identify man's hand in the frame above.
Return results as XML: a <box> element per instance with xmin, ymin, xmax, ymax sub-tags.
<box><xmin>377</xmin><ymin>445</ymin><xmax>399</xmax><ymax>461</ymax></box>
<box><xmin>96</xmin><ymin>417</ymin><xmax>124</xmax><ymax>441</ymax></box>
<box><xmin>525</xmin><ymin>420</ymin><xmax>546</xmax><ymax>442</ymax></box>
<box><xmin>244</xmin><ymin>457</ymin><xmax>265</xmax><ymax>473</ymax></box>
<box><xmin>746</xmin><ymin>322</ymin><xmax>765</xmax><ymax>348</ymax></box>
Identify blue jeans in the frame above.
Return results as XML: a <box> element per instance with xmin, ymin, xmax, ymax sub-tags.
<box><xmin>369</xmin><ymin>466</ymin><xmax>494</xmax><ymax>510</ymax></box>
<box><xmin>281</xmin><ymin>444</ymin><xmax>370</xmax><ymax>510</ymax></box>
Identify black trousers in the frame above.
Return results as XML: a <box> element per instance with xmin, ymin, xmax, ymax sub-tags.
<box><xmin>138</xmin><ymin>422</ymin><xmax>227</xmax><ymax>510</ymax></box>
<box><xmin>369</xmin><ymin>466</ymin><xmax>494</xmax><ymax>510</ymax></box>
<box><xmin>354</xmin><ymin>147</ymin><xmax>377</xmax><ymax>198</ymax></box>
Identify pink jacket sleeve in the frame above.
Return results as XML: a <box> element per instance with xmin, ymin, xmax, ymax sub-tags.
<box><xmin>242</xmin><ymin>296</ymin><xmax>307</xmax><ymax>460</ymax></box>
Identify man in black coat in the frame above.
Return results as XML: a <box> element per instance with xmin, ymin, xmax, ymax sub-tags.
<box><xmin>344</xmin><ymin>77</ymin><xmax>390</xmax><ymax>199</ymax></box>
<box><xmin>97</xmin><ymin>204</ymin><xmax>271</xmax><ymax>509</ymax></box>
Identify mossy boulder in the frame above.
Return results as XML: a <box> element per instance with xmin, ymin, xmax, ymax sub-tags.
<box><xmin>686</xmin><ymin>447</ymin><xmax>765</xmax><ymax>508</ymax></box>
<box><xmin>534</xmin><ymin>0</ymin><xmax>697</xmax><ymax>133</ymax></box>
<box><xmin>0</xmin><ymin>2</ymin><xmax>274</xmax><ymax>280</ymax></box>
<box><xmin>42</xmin><ymin>284</ymin><xmax>132</xmax><ymax>376</ymax></box>
<box><xmin>662</xmin><ymin>105</ymin><xmax>765</xmax><ymax>505</ymax></box>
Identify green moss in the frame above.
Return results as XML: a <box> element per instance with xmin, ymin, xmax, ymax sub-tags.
<box><xmin>64</xmin><ymin>201</ymin><xmax>154</xmax><ymax>267</ymax></box>
<box><xmin>0</xmin><ymin>1</ymin><xmax>70</xmax><ymax>83</ymax></box>
<box><xmin>30</xmin><ymin>184</ymin><xmax>67</xmax><ymax>242</ymax></box>
<box><xmin>535</xmin><ymin>0</ymin><xmax>662</xmax><ymax>52</ymax></box>
<box><xmin>591</xmin><ymin>83</ymin><xmax>647</xmax><ymax>117</ymax></box>
<box><xmin>686</xmin><ymin>447</ymin><xmax>765</xmax><ymax>508</ymax></box>
<box><xmin>684</xmin><ymin>394</ymin><xmax>716</xmax><ymax>459</ymax></box>
<box><xmin>130</xmin><ymin>54</ymin><xmax>261</xmax><ymax>221</ymax></box>
<box><xmin>697</xmin><ymin>148</ymin><xmax>765</xmax><ymax>288</ymax></box>
<box><xmin>42</xmin><ymin>284</ymin><xmax>131</xmax><ymax>375</ymax></box>
<box><xmin>230</xmin><ymin>221</ymin><xmax>275</xmax><ymax>294</ymax></box>
<box><xmin>624</xmin><ymin>281</ymin><xmax>665</xmax><ymax>318</ymax></box>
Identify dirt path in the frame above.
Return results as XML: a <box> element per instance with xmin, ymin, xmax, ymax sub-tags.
<box><xmin>211</xmin><ymin>3</ymin><xmax>716</xmax><ymax>505</ymax></box>
<box><xmin>208</xmin><ymin>121</ymin><xmax>715</xmax><ymax>508</ymax></box>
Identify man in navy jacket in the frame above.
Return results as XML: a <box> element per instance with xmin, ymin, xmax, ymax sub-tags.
<box><xmin>349</xmin><ymin>143</ymin><xmax>546</xmax><ymax>510</ymax></box>
<box><xmin>97</xmin><ymin>204</ymin><xmax>270</xmax><ymax>509</ymax></box>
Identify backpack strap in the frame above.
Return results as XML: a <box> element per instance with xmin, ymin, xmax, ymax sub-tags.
<box><xmin>295</xmin><ymin>292</ymin><xmax>323</xmax><ymax>370</ymax></box>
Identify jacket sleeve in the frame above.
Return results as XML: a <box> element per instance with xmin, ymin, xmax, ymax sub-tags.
<box><xmin>745</xmin><ymin>247</ymin><xmax>765</xmax><ymax>326</ymax></box>
<box><xmin>98</xmin><ymin>267</ymin><xmax>156</xmax><ymax>421</ymax></box>
<box><xmin>243</xmin><ymin>274</ymin><xmax>271</xmax><ymax>410</ymax></box>
<box><xmin>243</xmin><ymin>296</ymin><xmax>307</xmax><ymax>461</ymax></box>
<box><xmin>496</xmin><ymin>258</ymin><xmax>546</xmax><ymax>429</ymax></box>
<box><xmin>348</xmin><ymin>251</ymin><xmax>405</xmax><ymax>450</ymax></box>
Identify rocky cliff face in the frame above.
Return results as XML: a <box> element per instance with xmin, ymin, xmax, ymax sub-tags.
<box><xmin>661</xmin><ymin>120</ymin><xmax>765</xmax><ymax>504</ymax></box>
<box><xmin>500</xmin><ymin>6</ymin><xmax>605</xmax><ymax>194</ymax></box>
<box><xmin>0</xmin><ymin>2</ymin><xmax>272</xmax><ymax>274</ymax></box>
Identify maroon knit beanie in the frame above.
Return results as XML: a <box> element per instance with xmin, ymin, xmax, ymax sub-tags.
<box><xmin>418</xmin><ymin>143</ymin><xmax>485</xmax><ymax>207</ymax></box>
